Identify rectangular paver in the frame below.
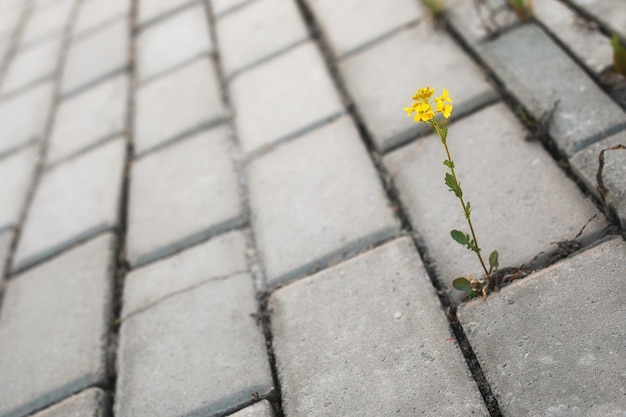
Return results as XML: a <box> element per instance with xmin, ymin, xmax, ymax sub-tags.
<box><xmin>0</xmin><ymin>81</ymin><xmax>54</xmax><ymax>155</ymax></box>
<box><xmin>230</xmin><ymin>401</ymin><xmax>276</xmax><ymax>417</ymax></box>
<box><xmin>216</xmin><ymin>0</ymin><xmax>308</xmax><ymax>78</ymax></box>
<box><xmin>339</xmin><ymin>24</ymin><xmax>497</xmax><ymax>152</ymax></box>
<box><xmin>116</xmin><ymin>272</ymin><xmax>273</xmax><ymax>417</ymax></box>
<box><xmin>0</xmin><ymin>144</ymin><xmax>37</xmax><ymax>230</ymax></box>
<box><xmin>48</xmin><ymin>74</ymin><xmax>128</xmax><ymax>164</ymax></box>
<box><xmin>73</xmin><ymin>0</ymin><xmax>130</xmax><ymax>37</ymax></box>
<box><xmin>270</xmin><ymin>237</ymin><xmax>489</xmax><ymax>416</ymax></box>
<box><xmin>19</xmin><ymin>0</ymin><xmax>74</xmax><ymax>47</ymax></box>
<box><xmin>247</xmin><ymin>116</ymin><xmax>399</xmax><ymax>285</ymax></box>
<box><xmin>231</xmin><ymin>41</ymin><xmax>344</xmax><ymax>154</ymax></box>
<box><xmin>61</xmin><ymin>18</ymin><xmax>128</xmax><ymax>96</ymax></box>
<box><xmin>137</xmin><ymin>3</ymin><xmax>212</xmax><ymax>83</ymax></box>
<box><xmin>32</xmin><ymin>388</ymin><xmax>109</xmax><ymax>417</ymax></box>
<box><xmin>127</xmin><ymin>127</ymin><xmax>242</xmax><ymax>267</ymax></box>
<box><xmin>134</xmin><ymin>57</ymin><xmax>226</xmax><ymax>156</ymax></box>
<box><xmin>137</xmin><ymin>0</ymin><xmax>198</xmax><ymax>26</ymax></box>
<box><xmin>306</xmin><ymin>0</ymin><xmax>424</xmax><ymax>58</ymax></box>
<box><xmin>0</xmin><ymin>234</ymin><xmax>115</xmax><ymax>417</ymax></box>
<box><xmin>0</xmin><ymin>229</ymin><xmax>12</xmax><ymax>280</ymax></box>
<box><xmin>458</xmin><ymin>237</ymin><xmax>626</xmax><ymax>416</ymax></box>
<box><xmin>13</xmin><ymin>138</ymin><xmax>125</xmax><ymax>272</ymax></box>
<box><xmin>384</xmin><ymin>103</ymin><xmax>605</xmax><ymax>302</ymax></box>
<box><xmin>211</xmin><ymin>0</ymin><xmax>252</xmax><ymax>17</ymax></box>
<box><xmin>567</xmin><ymin>0</ymin><xmax>626</xmax><ymax>39</ymax></box>
<box><xmin>123</xmin><ymin>230</ymin><xmax>247</xmax><ymax>318</ymax></box>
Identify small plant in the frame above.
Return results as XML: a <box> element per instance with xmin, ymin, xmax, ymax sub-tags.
<box><xmin>507</xmin><ymin>0</ymin><xmax>532</xmax><ymax>22</ymax></box>
<box><xmin>404</xmin><ymin>87</ymin><xmax>499</xmax><ymax>300</ymax></box>
<box><xmin>421</xmin><ymin>0</ymin><xmax>445</xmax><ymax>18</ymax></box>
<box><xmin>612</xmin><ymin>34</ymin><xmax>626</xmax><ymax>76</ymax></box>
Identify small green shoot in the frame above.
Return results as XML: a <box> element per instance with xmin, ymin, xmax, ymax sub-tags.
<box><xmin>612</xmin><ymin>34</ymin><xmax>626</xmax><ymax>76</ymax></box>
<box><xmin>421</xmin><ymin>0</ymin><xmax>445</xmax><ymax>18</ymax></box>
<box><xmin>507</xmin><ymin>0</ymin><xmax>532</xmax><ymax>22</ymax></box>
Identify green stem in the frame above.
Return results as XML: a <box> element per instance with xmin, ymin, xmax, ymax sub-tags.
<box><xmin>432</xmin><ymin>119</ymin><xmax>491</xmax><ymax>281</ymax></box>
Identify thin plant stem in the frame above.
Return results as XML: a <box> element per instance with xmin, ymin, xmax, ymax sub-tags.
<box><xmin>432</xmin><ymin>119</ymin><xmax>491</xmax><ymax>281</ymax></box>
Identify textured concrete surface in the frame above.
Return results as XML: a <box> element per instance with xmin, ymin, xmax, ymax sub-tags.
<box><xmin>31</xmin><ymin>388</ymin><xmax>109</xmax><ymax>417</ymax></box>
<box><xmin>73</xmin><ymin>0</ymin><xmax>130</xmax><ymax>37</ymax></box>
<box><xmin>2</xmin><ymin>35</ymin><xmax>61</xmax><ymax>96</ymax></box>
<box><xmin>247</xmin><ymin>116</ymin><xmax>399</xmax><ymax>285</ymax></box>
<box><xmin>0</xmin><ymin>234</ymin><xmax>115</xmax><ymax>417</ymax></box>
<box><xmin>458</xmin><ymin>237</ymin><xmax>626</xmax><ymax>416</ymax></box>
<box><xmin>230</xmin><ymin>400</ymin><xmax>276</xmax><ymax>417</ymax></box>
<box><xmin>271</xmin><ymin>237</ymin><xmax>489</xmax><ymax>416</ymax></box>
<box><xmin>0</xmin><ymin>144</ymin><xmax>37</xmax><ymax>230</ymax></box>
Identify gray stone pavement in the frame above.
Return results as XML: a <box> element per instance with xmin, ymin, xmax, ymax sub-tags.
<box><xmin>0</xmin><ymin>0</ymin><xmax>624</xmax><ymax>416</ymax></box>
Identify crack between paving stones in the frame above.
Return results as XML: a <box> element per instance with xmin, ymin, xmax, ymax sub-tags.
<box><xmin>205</xmin><ymin>1</ymin><xmax>285</xmax><ymax>414</ymax></box>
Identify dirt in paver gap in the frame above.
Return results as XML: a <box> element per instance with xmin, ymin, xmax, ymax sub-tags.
<box><xmin>0</xmin><ymin>0</ymin><xmax>81</xmax><ymax>313</ymax></box>
<box><xmin>204</xmin><ymin>2</ymin><xmax>285</xmax><ymax>416</ymax></box>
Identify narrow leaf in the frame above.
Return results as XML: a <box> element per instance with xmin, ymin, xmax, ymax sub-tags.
<box><xmin>464</xmin><ymin>201</ymin><xmax>471</xmax><ymax>219</ymax></box>
<box><xmin>451</xmin><ymin>229</ymin><xmax>468</xmax><ymax>245</ymax></box>
<box><xmin>453</xmin><ymin>277</ymin><xmax>471</xmax><ymax>291</ymax></box>
<box><xmin>613</xmin><ymin>33</ymin><xmax>626</xmax><ymax>75</ymax></box>
<box><xmin>489</xmin><ymin>250</ymin><xmax>499</xmax><ymax>268</ymax></box>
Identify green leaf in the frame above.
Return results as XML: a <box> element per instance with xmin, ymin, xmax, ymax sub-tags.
<box><xmin>612</xmin><ymin>33</ymin><xmax>626</xmax><ymax>76</ymax></box>
<box><xmin>452</xmin><ymin>277</ymin><xmax>471</xmax><ymax>291</ymax></box>
<box><xmin>443</xmin><ymin>159</ymin><xmax>454</xmax><ymax>169</ymax></box>
<box><xmin>489</xmin><ymin>250</ymin><xmax>499</xmax><ymax>269</ymax></box>
<box><xmin>464</xmin><ymin>201</ymin><xmax>471</xmax><ymax>219</ymax></box>
<box><xmin>450</xmin><ymin>229</ymin><xmax>469</xmax><ymax>246</ymax></box>
<box><xmin>444</xmin><ymin>173</ymin><xmax>462</xmax><ymax>198</ymax></box>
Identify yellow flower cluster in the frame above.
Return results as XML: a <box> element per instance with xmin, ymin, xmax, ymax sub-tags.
<box><xmin>404</xmin><ymin>86</ymin><xmax>453</xmax><ymax>122</ymax></box>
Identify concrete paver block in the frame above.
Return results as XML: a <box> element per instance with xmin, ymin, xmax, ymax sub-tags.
<box><xmin>270</xmin><ymin>237</ymin><xmax>489</xmax><ymax>417</ymax></box>
<box><xmin>230</xmin><ymin>401</ymin><xmax>276</xmax><ymax>417</ymax></box>
<box><xmin>0</xmin><ymin>6</ymin><xmax>22</xmax><ymax>38</ymax></box>
<box><xmin>478</xmin><ymin>24</ymin><xmax>626</xmax><ymax>157</ymax></box>
<box><xmin>533</xmin><ymin>0</ymin><xmax>612</xmax><ymax>75</ymax></box>
<box><xmin>134</xmin><ymin>57</ymin><xmax>226</xmax><ymax>155</ymax></box>
<box><xmin>567</xmin><ymin>0</ymin><xmax>626</xmax><ymax>40</ymax></box>
<box><xmin>1</xmin><ymin>35</ymin><xmax>62</xmax><ymax>95</ymax></box>
<box><xmin>0</xmin><ymin>234</ymin><xmax>115</xmax><ymax>417</ymax></box>
<box><xmin>306</xmin><ymin>0</ymin><xmax>424</xmax><ymax>58</ymax></box>
<box><xmin>339</xmin><ymin>25</ymin><xmax>497</xmax><ymax>152</ymax></box>
<box><xmin>137</xmin><ymin>3</ymin><xmax>212</xmax><ymax>83</ymax></box>
<box><xmin>13</xmin><ymin>138</ymin><xmax>125</xmax><ymax>272</ymax></box>
<box><xmin>48</xmin><ymin>74</ymin><xmax>128</xmax><ymax>164</ymax></box>
<box><xmin>123</xmin><ymin>230</ymin><xmax>247</xmax><ymax>318</ymax></box>
<box><xmin>61</xmin><ymin>19</ymin><xmax>128</xmax><ymax>96</ymax></box>
<box><xmin>19</xmin><ymin>0</ymin><xmax>73</xmax><ymax>46</ymax></box>
<box><xmin>247</xmin><ymin>116</ymin><xmax>399</xmax><ymax>285</ymax></box>
<box><xmin>115</xmin><ymin>272</ymin><xmax>273</xmax><ymax>417</ymax></box>
<box><xmin>458</xmin><ymin>237</ymin><xmax>626</xmax><ymax>416</ymax></box>
<box><xmin>137</xmin><ymin>0</ymin><xmax>198</xmax><ymax>26</ymax></box>
<box><xmin>216</xmin><ymin>0</ymin><xmax>308</xmax><ymax>78</ymax></box>
<box><xmin>0</xmin><ymin>144</ymin><xmax>37</xmax><ymax>230</ymax></box>
<box><xmin>384</xmin><ymin>104</ymin><xmax>605</xmax><ymax>301</ymax></box>
<box><xmin>31</xmin><ymin>388</ymin><xmax>109</xmax><ymax>417</ymax></box>
<box><xmin>0</xmin><ymin>81</ymin><xmax>54</xmax><ymax>155</ymax></box>
<box><xmin>211</xmin><ymin>0</ymin><xmax>252</xmax><ymax>17</ymax></box>
<box><xmin>0</xmin><ymin>229</ymin><xmax>12</xmax><ymax>279</ymax></box>
<box><xmin>74</xmin><ymin>0</ymin><xmax>131</xmax><ymax>37</ymax></box>
<box><xmin>127</xmin><ymin>127</ymin><xmax>242</xmax><ymax>267</ymax></box>
<box><xmin>231</xmin><ymin>41</ymin><xmax>344</xmax><ymax>153</ymax></box>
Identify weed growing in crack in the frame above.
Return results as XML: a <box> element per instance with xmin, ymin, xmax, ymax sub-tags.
<box><xmin>421</xmin><ymin>0</ymin><xmax>445</xmax><ymax>18</ymax></box>
<box><xmin>404</xmin><ymin>87</ymin><xmax>499</xmax><ymax>300</ymax></box>
<box><xmin>612</xmin><ymin>34</ymin><xmax>626</xmax><ymax>77</ymax></box>
<box><xmin>506</xmin><ymin>0</ymin><xmax>532</xmax><ymax>22</ymax></box>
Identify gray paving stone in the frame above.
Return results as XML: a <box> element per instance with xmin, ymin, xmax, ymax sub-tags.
<box><xmin>384</xmin><ymin>103</ymin><xmax>605</xmax><ymax>302</ymax></box>
<box><xmin>0</xmin><ymin>234</ymin><xmax>115</xmax><ymax>417</ymax></box>
<box><xmin>478</xmin><ymin>24</ymin><xmax>626</xmax><ymax>157</ymax></box>
<box><xmin>19</xmin><ymin>0</ymin><xmax>73</xmax><ymax>47</ymax></box>
<box><xmin>216</xmin><ymin>0</ymin><xmax>308</xmax><ymax>78</ymax></box>
<box><xmin>134</xmin><ymin>57</ymin><xmax>226</xmax><ymax>155</ymax></box>
<box><xmin>1</xmin><ymin>34</ymin><xmax>62</xmax><ymax>95</ymax></box>
<box><xmin>137</xmin><ymin>3</ymin><xmax>212</xmax><ymax>83</ymax></box>
<box><xmin>0</xmin><ymin>144</ymin><xmax>37</xmax><ymax>230</ymax></box>
<box><xmin>13</xmin><ymin>138</ymin><xmax>125</xmax><ymax>272</ymax></box>
<box><xmin>230</xmin><ymin>401</ymin><xmax>276</xmax><ymax>417</ymax></box>
<box><xmin>534</xmin><ymin>0</ymin><xmax>612</xmax><ymax>76</ymax></box>
<box><xmin>73</xmin><ymin>0</ymin><xmax>130</xmax><ymax>37</ymax></box>
<box><xmin>31</xmin><ymin>388</ymin><xmax>109</xmax><ymax>417</ymax></box>
<box><xmin>115</xmin><ymin>272</ymin><xmax>273</xmax><ymax>417</ymax></box>
<box><xmin>569</xmin><ymin>128</ymin><xmax>626</xmax><ymax>186</ymax></box>
<box><xmin>306</xmin><ymin>0</ymin><xmax>424</xmax><ymax>58</ymax></box>
<box><xmin>48</xmin><ymin>74</ymin><xmax>128</xmax><ymax>164</ymax></box>
<box><xmin>61</xmin><ymin>18</ymin><xmax>128</xmax><ymax>96</ymax></box>
<box><xmin>0</xmin><ymin>229</ymin><xmax>12</xmax><ymax>279</ymax></box>
<box><xmin>566</xmin><ymin>0</ymin><xmax>626</xmax><ymax>40</ymax></box>
<box><xmin>458</xmin><ymin>237</ymin><xmax>626</xmax><ymax>416</ymax></box>
<box><xmin>231</xmin><ymin>41</ymin><xmax>344</xmax><ymax>154</ymax></box>
<box><xmin>137</xmin><ymin>0</ymin><xmax>198</xmax><ymax>26</ymax></box>
<box><xmin>123</xmin><ymin>230</ymin><xmax>247</xmax><ymax>318</ymax></box>
<box><xmin>127</xmin><ymin>127</ymin><xmax>242</xmax><ymax>267</ymax></box>
<box><xmin>0</xmin><ymin>5</ymin><xmax>23</xmax><ymax>36</ymax></box>
<box><xmin>270</xmin><ymin>237</ymin><xmax>489</xmax><ymax>417</ymax></box>
<box><xmin>339</xmin><ymin>24</ymin><xmax>497</xmax><ymax>152</ymax></box>
<box><xmin>247</xmin><ymin>116</ymin><xmax>399</xmax><ymax>285</ymax></box>
<box><xmin>0</xmin><ymin>81</ymin><xmax>54</xmax><ymax>155</ymax></box>
<box><xmin>211</xmin><ymin>0</ymin><xmax>253</xmax><ymax>17</ymax></box>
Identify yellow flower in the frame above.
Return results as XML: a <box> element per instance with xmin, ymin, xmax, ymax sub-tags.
<box><xmin>404</xmin><ymin>87</ymin><xmax>453</xmax><ymax>123</ymax></box>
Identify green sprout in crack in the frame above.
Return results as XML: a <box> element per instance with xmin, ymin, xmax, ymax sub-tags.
<box><xmin>421</xmin><ymin>0</ymin><xmax>445</xmax><ymax>18</ymax></box>
<box><xmin>507</xmin><ymin>0</ymin><xmax>533</xmax><ymax>22</ymax></box>
<box><xmin>404</xmin><ymin>87</ymin><xmax>499</xmax><ymax>301</ymax></box>
<box><xmin>612</xmin><ymin>33</ymin><xmax>626</xmax><ymax>77</ymax></box>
